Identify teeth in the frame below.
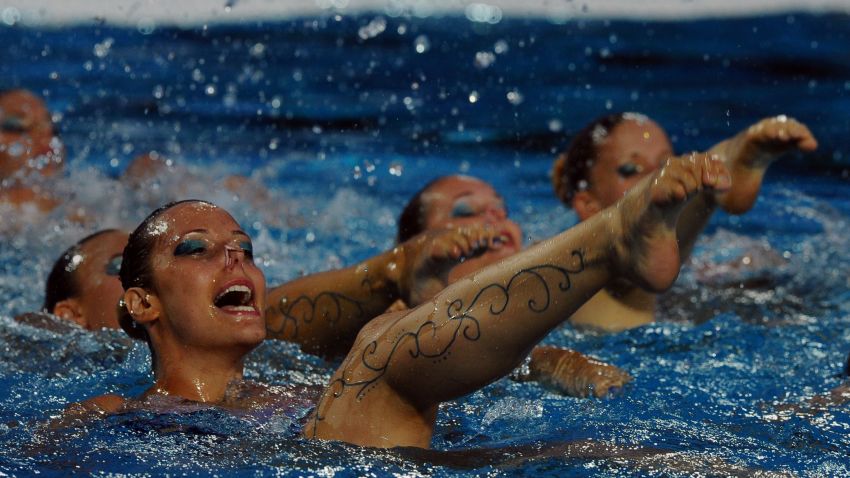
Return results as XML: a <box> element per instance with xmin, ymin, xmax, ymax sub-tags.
<box><xmin>229</xmin><ymin>305</ymin><xmax>256</xmax><ymax>312</ymax></box>
<box><xmin>215</xmin><ymin>284</ymin><xmax>252</xmax><ymax>302</ymax></box>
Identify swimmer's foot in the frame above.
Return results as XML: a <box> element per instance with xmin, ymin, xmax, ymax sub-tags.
<box><xmin>714</xmin><ymin>116</ymin><xmax>817</xmax><ymax>214</ymax></box>
<box><xmin>612</xmin><ymin>154</ymin><xmax>731</xmax><ymax>292</ymax></box>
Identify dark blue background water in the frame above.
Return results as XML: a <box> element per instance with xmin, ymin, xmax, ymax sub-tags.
<box><xmin>1</xmin><ymin>11</ymin><xmax>849</xmax><ymax>477</ymax></box>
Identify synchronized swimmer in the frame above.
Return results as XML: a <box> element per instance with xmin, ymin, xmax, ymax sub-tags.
<box><xmin>3</xmin><ymin>87</ymin><xmax>843</xmax><ymax>456</ymax></box>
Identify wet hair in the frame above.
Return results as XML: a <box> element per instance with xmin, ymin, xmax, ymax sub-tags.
<box><xmin>397</xmin><ymin>176</ymin><xmax>455</xmax><ymax>243</ymax></box>
<box><xmin>118</xmin><ymin>199</ymin><xmax>214</xmax><ymax>343</ymax></box>
<box><xmin>551</xmin><ymin>112</ymin><xmax>632</xmax><ymax>206</ymax></box>
<box><xmin>43</xmin><ymin>229</ymin><xmax>122</xmax><ymax>313</ymax></box>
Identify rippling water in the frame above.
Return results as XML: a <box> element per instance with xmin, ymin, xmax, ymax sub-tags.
<box><xmin>1</xmin><ymin>11</ymin><xmax>849</xmax><ymax>477</ymax></box>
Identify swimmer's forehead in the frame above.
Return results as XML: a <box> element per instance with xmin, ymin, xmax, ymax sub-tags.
<box><xmin>0</xmin><ymin>90</ymin><xmax>49</xmax><ymax>119</ymax></box>
<box><xmin>143</xmin><ymin>202</ymin><xmax>248</xmax><ymax>245</ymax></box>
<box><xmin>423</xmin><ymin>176</ymin><xmax>501</xmax><ymax>202</ymax></box>
<box><xmin>591</xmin><ymin>112</ymin><xmax>652</xmax><ymax>146</ymax></box>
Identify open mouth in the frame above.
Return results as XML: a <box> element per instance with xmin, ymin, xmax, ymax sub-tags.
<box><xmin>213</xmin><ymin>283</ymin><xmax>257</xmax><ymax>315</ymax></box>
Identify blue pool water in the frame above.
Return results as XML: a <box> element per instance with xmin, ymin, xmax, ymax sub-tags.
<box><xmin>1</xmin><ymin>10</ymin><xmax>849</xmax><ymax>477</ymax></box>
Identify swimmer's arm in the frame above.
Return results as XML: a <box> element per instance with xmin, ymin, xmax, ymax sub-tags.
<box><xmin>14</xmin><ymin>312</ymin><xmax>83</xmax><ymax>333</ymax></box>
<box><xmin>265</xmin><ymin>226</ymin><xmax>498</xmax><ymax>357</ymax></box>
<box><xmin>264</xmin><ymin>248</ymin><xmax>405</xmax><ymax>357</ymax></box>
<box><xmin>519</xmin><ymin>346</ymin><xmax>632</xmax><ymax>398</ymax></box>
<box><xmin>49</xmin><ymin>394</ymin><xmax>126</xmax><ymax>429</ymax></box>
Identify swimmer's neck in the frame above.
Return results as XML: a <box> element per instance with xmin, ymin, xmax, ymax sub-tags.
<box><xmin>568</xmin><ymin>287</ymin><xmax>656</xmax><ymax>332</ymax></box>
<box><xmin>143</xmin><ymin>348</ymin><xmax>248</xmax><ymax>404</ymax></box>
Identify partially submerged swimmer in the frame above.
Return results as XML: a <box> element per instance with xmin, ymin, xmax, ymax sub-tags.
<box><xmin>395</xmin><ymin>174</ymin><xmax>631</xmax><ymax>398</ymax></box>
<box><xmin>552</xmin><ymin>113</ymin><xmax>817</xmax><ymax>331</ymax></box>
<box><xmin>0</xmin><ymin>89</ymin><xmax>65</xmax><ymax>212</ymax></box>
<box><xmin>63</xmin><ymin>152</ymin><xmax>731</xmax><ymax>449</ymax></box>
<box><xmin>16</xmin><ymin>229</ymin><xmax>128</xmax><ymax>331</ymax></box>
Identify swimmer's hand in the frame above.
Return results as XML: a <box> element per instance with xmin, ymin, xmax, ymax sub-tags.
<box><xmin>714</xmin><ymin>115</ymin><xmax>817</xmax><ymax>214</ymax></box>
<box><xmin>394</xmin><ymin>225</ymin><xmax>505</xmax><ymax>306</ymax></box>
<box><xmin>526</xmin><ymin>346</ymin><xmax>632</xmax><ymax>398</ymax></box>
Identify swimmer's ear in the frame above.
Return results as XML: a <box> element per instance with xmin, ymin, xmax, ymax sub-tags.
<box><xmin>123</xmin><ymin>287</ymin><xmax>160</xmax><ymax>326</ymax></box>
<box><xmin>572</xmin><ymin>191</ymin><xmax>602</xmax><ymax>221</ymax></box>
<box><xmin>53</xmin><ymin>299</ymin><xmax>87</xmax><ymax>329</ymax></box>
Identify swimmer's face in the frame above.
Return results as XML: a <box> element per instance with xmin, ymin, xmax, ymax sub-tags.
<box><xmin>0</xmin><ymin>90</ymin><xmax>64</xmax><ymax>178</ymax></box>
<box><xmin>146</xmin><ymin>202</ymin><xmax>266</xmax><ymax>351</ymax></box>
<box><xmin>71</xmin><ymin>230</ymin><xmax>129</xmax><ymax>330</ymax></box>
<box><xmin>581</xmin><ymin>118</ymin><xmax>672</xmax><ymax>215</ymax></box>
<box><xmin>420</xmin><ymin>175</ymin><xmax>523</xmax><ymax>283</ymax></box>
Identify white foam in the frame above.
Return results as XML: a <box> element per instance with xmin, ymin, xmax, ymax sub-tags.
<box><xmin>2</xmin><ymin>0</ymin><xmax>849</xmax><ymax>27</ymax></box>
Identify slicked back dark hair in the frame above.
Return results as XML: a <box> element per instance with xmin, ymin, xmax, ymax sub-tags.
<box><xmin>396</xmin><ymin>176</ymin><xmax>453</xmax><ymax>244</ymax></box>
<box><xmin>552</xmin><ymin>112</ymin><xmax>629</xmax><ymax>206</ymax></box>
<box><xmin>43</xmin><ymin>229</ymin><xmax>121</xmax><ymax>313</ymax></box>
<box><xmin>118</xmin><ymin>199</ymin><xmax>213</xmax><ymax>342</ymax></box>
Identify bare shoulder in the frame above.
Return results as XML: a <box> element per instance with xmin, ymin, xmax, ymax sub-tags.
<box><xmin>66</xmin><ymin>394</ymin><xmax>128</xmax><ymax>416</ymax></box>
<box><xmin>49</xmin><ymin>394</ymin><xmax>127</xmax><ymax>429</ymax></box>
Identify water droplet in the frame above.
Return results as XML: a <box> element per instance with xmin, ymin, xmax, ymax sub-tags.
<box><xmin>548</xmin><ymin>119</ymin><xmax>563</xmax><ymax>132</ymax></box>
<box><xmin>474</xmin><ymin>51</ymin><xmax>496</xmax><ymax>69</ymax></box>
<box><xmin>494</xmin><ymin>39</ymin><xmax>509</xmax><ymax>54</ymax></box>
<box><xmin>2</xmin><ymin>7</ymin><xmax>21</xmax><ymax>26</ymax></box>
<box><xmin>506</xmin><ymin>89</ymin><xmax>523</xmax><ymax>105</ymax></box>
<box><xmin>414</xmin><ymin>35</ymin><xmax>430</xmax><ymax>54</ymax></box>
<box><xmin>205</xmin><ymin>84</ymin><xmax>216</xmax><ymax>96</ymax></box>
<box><xmin>153</xmin><ymin>85</ymin><xmax>165</xmax><ymax>99</ymax></box>
<box><xmin>468</xmin><ymin>91</ymin><xmax>479</xmax><ymax>104</ymax></box>
<box><xmin>465</xmin><ymin>3</ymin><xmax>503</xmax><ymax>24</ymax></box>
<box><xmin>358</xmin><ymin>16</ymin><xmax>387</xmax><ymax>40</ymax></box>
<box><xmin>249</xmin><ymin>42</ymin><xmax>266</xmax><ymax>58</ymax></box>
<box><xmin>93</xmin><ymin>38</ymin><xmax>114</xmax><ymax>58</ymax></box>
<box><xmin>306</xmin><ymin>232</ymin><xmax>316</xmax><ymax>243</ymax></box>
<box><xmin>389</xmin><ymin>162</ymin><xmax>403</xmax><ymax>176</ymax></box>
<box><xmin>137</xmin><ymin>18</ymin><xmax>156</xmax><ymax>35</ymax></box>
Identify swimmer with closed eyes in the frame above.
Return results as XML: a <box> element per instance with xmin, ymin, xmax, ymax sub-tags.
<box><xmin>552</xmin><ymin>113</ymin><xmax>817</xmax><ymax>331</ymax></box>
<box><xmin>63</xmin><ymin>151</ymin><xmax>732</xmax><ymax>448</ymax></box>
<box><xmin>15</xmin><ymin>229</ymin><xmax>128</xmax><ymax>332</ymax></box>
<box><xmin>392</xmin><ymin>174</ymin><xmax>631</xmax><ymax>398</ymax></box>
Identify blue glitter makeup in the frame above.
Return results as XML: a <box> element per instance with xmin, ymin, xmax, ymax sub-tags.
<box><xmin>617</xmin><ymin>163</ymin><xmax>642</xmax><ymax>178</ymax></box>
<box><xmin>105</xmin><ymin>255</ymin><xmax>122</xmax><ymax>276</ymax></box>
<box><xmin>451</xmin><ymin>201</ymin><xmax>476</xmax><ymax>218</ymax></box>
<box><xmin>239</xmin><ymin>241</ymin><xmax>253</xmax><ymax>258</ymax></box>
<box><xmin>174</xmin><ymin>239</ymin><xmax>207</xmax><ymax>256</ymax></box>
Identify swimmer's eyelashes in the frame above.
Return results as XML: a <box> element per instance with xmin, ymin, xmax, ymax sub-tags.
<box><xmin>173</xmin><ymin>238</ymin><xmax>254</xmax><ymax>260</ymax></box>
<box><xmin>616</xmin><ymin>163</ymin><xmax>643</xmax><ymax>178</ymax></box>
<box><xmin>1</xmin><ymin>116</ymin><xmax>28</xmax><ymax>133</ymax></box>
<box><xmin>105</xmin><ymin>255</ymin><xmax>122</xmax><ymax>276</ymax></box>
<box><xmin>450</xmin><ymin>198</ymin><xmax>507</xmax><ymax>219</ymax></box>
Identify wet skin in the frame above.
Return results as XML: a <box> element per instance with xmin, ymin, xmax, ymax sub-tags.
<box><xmin>141</xmin><ymin>202</ymin><xmax>267</xmax><ymax>360</ymax></box>
<box><xmin>0</xmin><ymin>89</ymin><xmax>63</xmax><ymax>179</ymax></box>
<box><xmin>54</xmin><ymin>230</ymin><xmax>129</xmax><ymax>330</ymax></box>
<box><xmin>579</xmin><ymin>118</ymin><xmax>673</xmax><ymax>217</ymax></box>
<box><xmin>419</xmin><ymin>175</ymin><xmax>522</xmax><ymax>282</ymax></box>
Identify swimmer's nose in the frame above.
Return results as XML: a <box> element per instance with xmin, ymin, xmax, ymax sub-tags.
<box><xmin>224</xmin><ymin>245</ymin><xmax>245</xmax><ymax>269</ymax></box>
<box><xmin>484</xmin><ymin>205</ymin><xmax>507</xmax><ymax>221</ymax></box>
